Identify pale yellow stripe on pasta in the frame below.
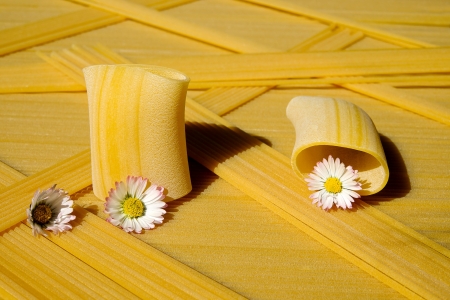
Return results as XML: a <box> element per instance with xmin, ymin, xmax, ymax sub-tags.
<box><xmin>103</xmin><ymin>67</ymin><xmax>126</xmax><ymax>190</ymax></box>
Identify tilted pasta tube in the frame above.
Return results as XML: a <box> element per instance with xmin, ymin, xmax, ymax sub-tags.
<box><xmin>287</xmin><ymin>96</ymin><xmax>389</xmax><ymax>195</ymax></box>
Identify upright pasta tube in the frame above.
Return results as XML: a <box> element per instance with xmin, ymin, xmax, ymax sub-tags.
<box><xmin>84</xmin><ymin>64</ymin><xmax>192</xmax><ymax>201</ymax></box>
<box><xmin>286</xmin><ymin>96</ymin><xmax>389</xmax><ymax>195</ymax></box>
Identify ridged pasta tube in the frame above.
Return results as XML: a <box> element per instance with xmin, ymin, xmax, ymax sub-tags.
<box><xmin>83</xmin><ymin>64</ymin><xmax>191</xmax><ymax>201</ymax></box>
<box><xmin>287</xmin><ymin>96</ymin><xmax>389</xmax><ymax>195</ymax></box>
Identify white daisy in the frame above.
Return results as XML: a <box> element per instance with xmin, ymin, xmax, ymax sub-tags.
<box><xmin>104</xmin><ymin>176</ymin><xmax>167</xmax><ymax>233</ymax></box>
<box><xmin>26</xmin><ymin>185</ymin><xmax>76</xmax><ymax>237</ymax></box>
<box><xmin>305</xmin><ymin>155</ymin><xmax>362</xmax><ymax>210</ymax></box>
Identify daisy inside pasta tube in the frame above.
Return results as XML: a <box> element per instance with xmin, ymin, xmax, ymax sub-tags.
<box><xmin>305</xmin><ymin>155</ymin><xmax>362</xmax><ymax>210</ymax></box>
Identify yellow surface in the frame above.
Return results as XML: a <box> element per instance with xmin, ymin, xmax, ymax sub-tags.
<box><xmin>1</xmin><ymin>0</ymin><xmax>450</xmax><ymax>299</ymax></box>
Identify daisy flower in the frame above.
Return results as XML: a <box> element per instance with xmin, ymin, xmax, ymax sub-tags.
<box><xmin>26</xmin><ymin>185</ymin><xmax>76</xmax><ymax>237</ymax></box>
<box><xmin>104</xmin><ymin>176</ymin><xmax>167</xmax><ymax>233</ymax></box>
<box><xmin>305</xmin><ymin>155</ymin><xmax>362</xmax><ymax>210</ymax></box>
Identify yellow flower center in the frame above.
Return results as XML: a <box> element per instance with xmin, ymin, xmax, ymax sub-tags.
<box><xmin>324</xmin><ymin>177</ymin><xmax>342</xmax><ymax>194</ymax></box>
<box><xmin>122</xmin><ymin>197</ymin><xmax>145</xmax><ymax>218</ymax></box>
<box><xmin>32</xmin><ymin>204</ymin><xmax>52</xmax><ymax>225</ymax></box>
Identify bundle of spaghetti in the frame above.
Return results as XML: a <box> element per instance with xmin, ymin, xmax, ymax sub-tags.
<box><xmin>0</xmin><ymin>223</ymin><xmax>137</xmax><ymax>299</ymax></box>
<box><xmin>188</xmin><ymin>74</ymin><xmax>450</xmax><ymax>89</ymax></box>
<box><xmin>283</xmin><ymin>22</ymin><xmax>450</xmax><ymax>126</ymax></box>
<box><xmin>0</xmin><ymin>162</ymin><xmax>27</xmax><ymax>189</ymax></box>
<box><xmin>69</xmin><ymin>0</ymin><xmax>277</xmax><ymax>53</ymax></box>
<box><xmin>305</xmin><ymin>28</ymin><xmax>364</xmax><ymax>52</ymax></box>
<box><xmin>30</xmin><ymin>46</ymin><xmax>450</xmax><ymax>85</ymax></box>
<box><xmin>353</xmin><ymin>13</ymin><xmax>450</xmax><ymax>26</ymax></box>
<box><xmin>136</xmin><ymin>48</ymin><xmax>450</xmax><ymax>82</ymax></box>
<box><xmin>343</xmin><ymin>83</ymin><xmax>450</xmax><ymax>125</ymax></box>
<box><xmin>0</xmin><ymin>0</ymin><xmax>194</xmax><ymax>57</ymax></box>
<box><xmin>241</xmin><ymin>0</ymin><xmax>434</xmax><ymax>48</ymax></box>
<box><xmin>0</xmin><ymin>62</ymin><xmax>85</xmax><ymax>93</ymax></box>
<box><xmin>45</xmin><ymin>206</ymin><xmax>243</xmax><ymax>299</ymax></box>
<box><xmin>288</xmin><ymin>24</ymin><xmax>339</xmax><ymax>52</ymax></box>
<box><xmin>0</xmin><ymin>8</ymin><xmax>122</xmax><ymax>57</ymax></box>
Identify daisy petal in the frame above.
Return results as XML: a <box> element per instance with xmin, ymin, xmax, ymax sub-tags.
<box><xmin>328</xmin><ymin>155</ymin><xmax>336</xmax><ymax>177</ymax></box>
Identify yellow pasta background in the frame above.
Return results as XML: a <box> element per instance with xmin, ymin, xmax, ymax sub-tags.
<box><xmin>0</xmin><ymin>0</ymin><xmax>450</xmax><ymax>299</ymax></box>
